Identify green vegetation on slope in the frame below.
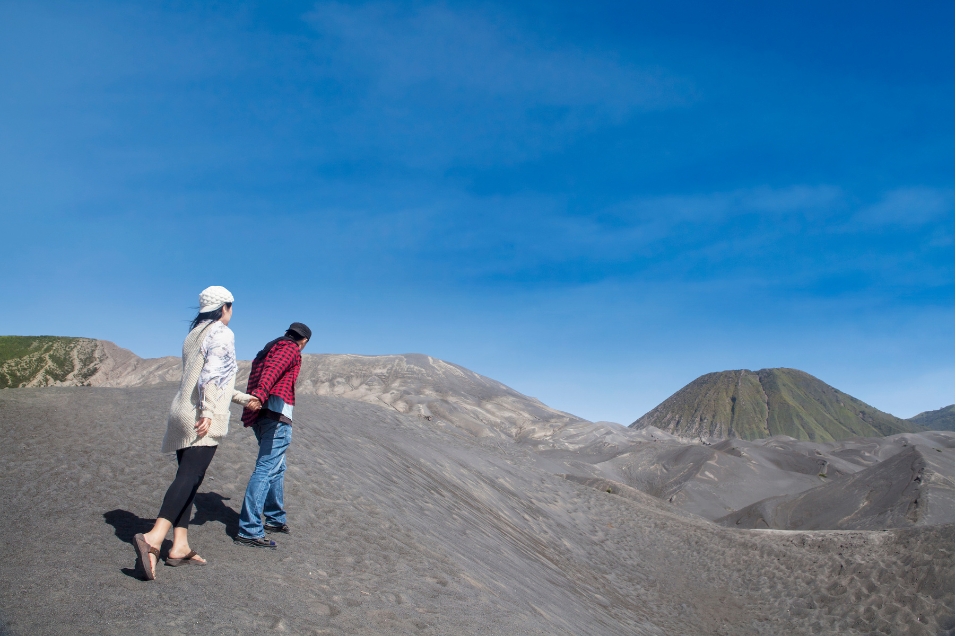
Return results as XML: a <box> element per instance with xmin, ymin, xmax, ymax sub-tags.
<box><xmin>759</xmin><ymin>369</ymin><xmax>914</xmax><ymax>440</ymax></box>
<box><xmin>728</xmin><ymin>371</ymin><xmax>770</xmax><ymax>439</ymax></box>
<box><xmin>631</xmin><ymin>367</ymin><xmax>922</xmax><ymax>442</ymax></box>
<box><xmin>638</xmin><ymin>370</ymin><xmax>772</xmax><ymax>440</ymax></box>
<box><xmin>0</xmin><ymin>336</ymin><xmax>100</xmax><ymax>389</ymax></box>
<box><xmin>908</xmin><ymin>405</ymin><xmax>955</xmax><ymax>431</ymax></box>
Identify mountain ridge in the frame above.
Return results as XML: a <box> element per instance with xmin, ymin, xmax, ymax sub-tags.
<box><xmin>0</xmin><ymin>336</ymin><xmax>589</xmax><ymax>442</ymax></box>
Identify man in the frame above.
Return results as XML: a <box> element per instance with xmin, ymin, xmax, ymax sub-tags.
<box><xmin>234</xmin><ymin>322</ymin><xmax>311</xmax><ymax>548</ymax></box>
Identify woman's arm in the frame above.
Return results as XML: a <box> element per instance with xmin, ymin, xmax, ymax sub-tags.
<box><xmin>199</xmin><ymin>383</ymin><xmax>224</xmax><ymax>421</ymax></box>
<box><xmin>231</xmin><ymin>390</ymin><xmax>262</xmax><ymax>411</ymax></box>
<box><xmin>196</xmin><ymin>324</ymin><xmax>245</xmax><ymax>427</ymax></box>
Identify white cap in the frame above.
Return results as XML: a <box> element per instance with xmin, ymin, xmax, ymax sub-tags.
<box><xmin>199</xmin><ymin>286</ymin><xmax>234</xmax><ymax>313</ymax></box>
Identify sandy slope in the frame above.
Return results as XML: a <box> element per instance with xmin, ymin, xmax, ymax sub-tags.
<box><xmin>265</xmin><ymin>353</ymin><xmax>590</xmax><ymax>440</ymax></box>
<box><xmin>526</xmin><ymin>428</ymin><xmax>955</xmax><ymax>523</ymax></box>
<box><xmin>718</xmin><ymin>441</ymin><xmax>955</xmax><ymax>530</ymax></box>
<box><xmin>0</xmin><ymin>387</ymin><xmax>952</xmax><ymax>636</ymax></box>
<box><xmin>87</xmin><ymin>340</ymin><xmax>181</xmax><ymax>386</ymax></box>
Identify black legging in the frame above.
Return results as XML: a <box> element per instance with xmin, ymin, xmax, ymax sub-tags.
<box><xmin>157</xmin><ymin>446</ymin><xmax>217</xmax><ymax>529</ymax></box>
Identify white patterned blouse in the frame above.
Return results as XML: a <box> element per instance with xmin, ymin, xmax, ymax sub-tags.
<box><xmin>198</xmin><ymin>319</ymin><xmax>239</xmax><ymax>400</ymax></box>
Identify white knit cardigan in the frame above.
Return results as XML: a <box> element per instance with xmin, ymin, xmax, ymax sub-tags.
<box><xmin>162</xmin><ymin>321</ymin><xmax>253</xmax><ymax>453</ymax></box>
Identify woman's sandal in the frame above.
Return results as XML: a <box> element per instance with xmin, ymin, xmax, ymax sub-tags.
<box><xmin>133</xmin><ymin>533</ymin><xmax>160</xmax><ymax>581</ymax></box>
<box><xmin>165</xmin><ymin>550</ymin><xmax>206</xmax><ymax>567</ymax></box>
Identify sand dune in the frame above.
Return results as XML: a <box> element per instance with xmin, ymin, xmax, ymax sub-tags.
<box><xmin>0</xmin><ymin>386</ymin><xmax>952</xmax><ymax>635</ymax></box>
<box><xmin>539</xmin><ymin>437</ymin><xmax>830</xmax><ymax>520</ymax></box>
<box><xmin>1</xmin><ymin>339</ymin><xmax>954</xmax><ymax>634</ymax></box>
<box><xmin>523</xmin><ymin>426</ymin><xmax>955</xmax><ymax>524</ymax></box>
<box><xmin>88</xmin><ymin>340</ymin><xmax>181</xmax><ymax>386</ymax></box>
<box><xmin>718</xmin><ymin>440</ymin><xmax>955</xmax><ymax>530</ymax></box>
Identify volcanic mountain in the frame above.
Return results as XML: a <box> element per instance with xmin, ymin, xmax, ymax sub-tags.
<box><xmin>630</xmin><ymin>368</ymin><xmax>922</xmax><ymax>442</ymax></box>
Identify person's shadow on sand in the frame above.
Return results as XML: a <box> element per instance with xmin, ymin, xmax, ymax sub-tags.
<box><xmin>104</xmin><ymin>494</ymin><xmax>239</xmax><ymax>579</ymax></box>
<box><xmin>191</xmin><ymin>492</ymin><xmax>240</xmax><ymax>537</ymax></box>
<box><xmin>103</xmin><ymin>509</ymin><xmax>156</xmax><ymax>579</ymax></box>
<box><xmin>104</xmin><ymin>509</ymin><xmax>153</xmax><ymax>545</ymax></box>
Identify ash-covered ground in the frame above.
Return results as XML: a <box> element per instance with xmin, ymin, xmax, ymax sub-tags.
<box><xmin>0</xmin><ymin>387</ymin><xmax>952</xmax><ymax>635</ymax></box>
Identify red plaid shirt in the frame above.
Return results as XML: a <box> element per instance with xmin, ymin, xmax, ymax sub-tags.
<box><xmin>242</xmin><ymin>339</ymin><xmax>302</xmax><ymax>426</ymax></box>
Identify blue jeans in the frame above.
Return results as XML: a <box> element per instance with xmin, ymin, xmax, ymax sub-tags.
<box><xmin>238</xmin><ymin>419</ymin><xmax>292</xmax><ymax>539</ymax></box>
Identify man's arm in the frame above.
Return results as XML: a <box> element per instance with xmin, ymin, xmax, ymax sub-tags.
<box><xmin>248</xmin><ymin>342</ymin><xmax>297</xmax><ymax>404</ymax></box>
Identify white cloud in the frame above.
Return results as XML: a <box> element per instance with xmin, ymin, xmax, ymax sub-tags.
<box><xmin>855</xmin><ymin>187</ymin><xmax>953</xmax><ymax>227</ymax></box>
<box><xmin>307</xmin><ymin>3</ymin><xmax>688</xmax><ymax>112</ymax></box>
<box><xmin>617</xmin><ymin>185</ymin><xmax>844</xmax><ymax>221</ymax></box>
<box><xmin>301</xmin><ymin>2</ymin><xmax>693</xmax><ymax>166</ymax></box>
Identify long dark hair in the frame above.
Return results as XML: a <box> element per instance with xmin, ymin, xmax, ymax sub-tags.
<box><xmin>189</xmin><ymin>302</ymin><xmax>232</xmax><ymax>332</ymax></box>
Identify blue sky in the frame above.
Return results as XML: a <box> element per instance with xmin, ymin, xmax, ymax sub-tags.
<box><xmin>1</xmin><ymin>0</ymin><xmax>953</xmax><ymax>422</ymax></box>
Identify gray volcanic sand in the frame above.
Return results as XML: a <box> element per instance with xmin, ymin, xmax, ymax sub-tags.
<box><xmin>538</xmin><ymin>430</ymin><xmax>955</xmax><ymax>526</ymax></box>
<box><xmin>719</xmin><ymin>440</ymin><xmax>955</xmax><ymax>530</ymax></box>
<box><xmin>0</xmin><ymin>387</ymin><xmax>953</xmax><ymax>635</ymax></box>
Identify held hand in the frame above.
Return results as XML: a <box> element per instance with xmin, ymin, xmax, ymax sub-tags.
<box><xmin>195</xmin><ymin>417</ymin><xmax>212</xmax><ymax>437</ymax></box>
<box><xmin>247</xmin><ymin>397</ymin><xmax>262</xmax><ymax>412</ymax></box>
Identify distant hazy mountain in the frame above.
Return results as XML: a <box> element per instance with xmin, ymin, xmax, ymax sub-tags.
<box><xmin>630</xmin><ymin>368</ymin><xmax>921</xmax><ymax>442</ymax></box>
<box><xmin>908</xmin><ymin>405</ymin><xmax>955</xmax><ymax>431</ymax></box>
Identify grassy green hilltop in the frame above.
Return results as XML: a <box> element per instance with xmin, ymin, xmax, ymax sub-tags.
<box><xmin>0</xmin><ymin>336</ymin><xmax>101</xmax><ymax>389</ymax></box>
<box><xmin>908</xmin><ymin>404</ymin><xmax>955</xmax><ymax>431</ymax></box>
<box><xmin>630</xmin><ymin>368</ymin><xmax>924</xmax><ymax>442</ymax></box>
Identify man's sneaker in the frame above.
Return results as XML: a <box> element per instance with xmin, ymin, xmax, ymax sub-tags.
<box><xmin>234</xmin><ymin>535</ymin><xmax>277</xmax><ymax>549</ymax></box>
<box><xmin>264</xmin><ymin>523</ymin><xmax>290</xmax><ymax>534</ymax></box>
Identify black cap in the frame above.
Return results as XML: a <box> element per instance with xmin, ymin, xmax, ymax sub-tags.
<box><xmin>288</xmin><ymin>322</ymin><xmax>312</xmax><ymax>341</ymax></box>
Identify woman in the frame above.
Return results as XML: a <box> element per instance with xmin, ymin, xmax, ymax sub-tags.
<box><xmin>134</xmin><ymin>286</ymin><xmax>261</xmax><ymax>580</ymax></box>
